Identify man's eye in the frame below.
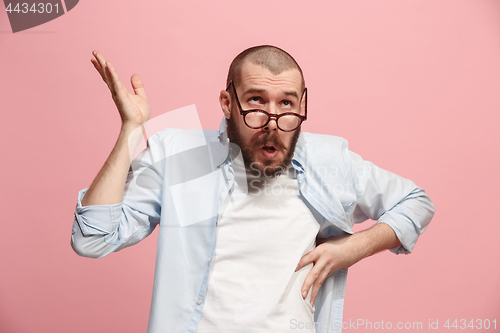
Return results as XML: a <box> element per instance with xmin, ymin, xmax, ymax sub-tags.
<box><xmin>248</xmin><ymin>96</ymin><xmax>262</xmax><ymax>105</ymax></box>
<box><xmin>281</xmin><ymin>100</ymin><xmax>292</xmax><ymax>107</ymax></box>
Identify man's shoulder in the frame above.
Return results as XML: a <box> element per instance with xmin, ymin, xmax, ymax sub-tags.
<box><xmin>294</xmin><ymin>132</ymin><xmax>352</xmax><ymax>171</ymax></box>
<box><xmin>299</xmin><ymin>132</ymin><xmax>349</xmax><ymax>153</ymax></box>
<box><xmin>151</xmin><ymin>128</ymin><xmax>220</xmax><ymax>141</ymax></box>
<box><xmin>149</xmin><ymin>128</ymin><xmax>220</xmax><ymax>146</ymax></box>
<box><xmin>146</xmin><ymin>128</ymin><xmax>221</xmax><ymax>156</ymax></box>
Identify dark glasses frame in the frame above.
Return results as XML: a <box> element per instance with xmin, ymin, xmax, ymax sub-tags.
<box><xmin>226</xmin><ymin>80</ymin><xmax>307</xmax><ymax>132</ymax></box>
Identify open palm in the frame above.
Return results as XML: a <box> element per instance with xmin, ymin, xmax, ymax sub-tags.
<box><xmin>91</xmin><ymin>50</ymin><xmax>151</xmax><ymax>127</ymax></box>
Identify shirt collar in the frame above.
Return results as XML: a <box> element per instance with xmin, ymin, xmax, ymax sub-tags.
<box><xmin>215</xmin><ymin>117</ymin><xmax>231</xmax><ymax>167</ymax></box>
<box><xmin>291</xmin><ymin>134</ymin><xmax>306</xmax><ymax>172</ymax></box>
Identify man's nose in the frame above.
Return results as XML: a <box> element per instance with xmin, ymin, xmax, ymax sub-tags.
<box><xmin>265</xmin><ymin>116</ymin><xmax>278</xmax><ymax>131</ymax></box>
<box><xmin>264</xmin><ymin>104</ymin><xmax>279</xmax><ymax>131</ymax></box>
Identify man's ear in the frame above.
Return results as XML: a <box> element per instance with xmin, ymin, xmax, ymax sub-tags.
<box><xmin>300</xmin><ymin>89</ymin><xmax>307</xmax><ymax>116</ymax></box>
<box><xmin>219</xmin><ymin>90</ymin><xmax>231</xmax><ymax>119</ymax></box>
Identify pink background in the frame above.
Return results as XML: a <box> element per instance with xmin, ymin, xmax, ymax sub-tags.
<box><xmin>1</xmin><ymin>0</ymin><xmax>499</xmax><ymax>332</ymax></box>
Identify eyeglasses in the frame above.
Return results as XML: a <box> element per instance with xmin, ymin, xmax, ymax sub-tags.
<box><xmin>226</xmin><ymin>80</ymin><xmax>307</xmax><ymax>132</ymax></box>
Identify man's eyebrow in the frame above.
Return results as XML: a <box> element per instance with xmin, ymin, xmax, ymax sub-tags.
<box><xmin>283</xmin><ymin>91</ymin><xmax>299</xmax><ymax>98</ymax></box>
<box><xmin>243</xmin><ymin>89</ymin><xmax>299</xmax><ymax>99</ymax></box>
<box><xmin>243</xmin><ymin>88</ymin><xmax>266</xmax><ymax>95</ymax></box>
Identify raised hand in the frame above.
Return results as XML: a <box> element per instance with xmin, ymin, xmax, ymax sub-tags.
<box><xmin>91</xmin><ymin>50</ymin><xmax>151</xmax><ymax>128</ymax></box>
<box><xmin>79</xmin><ymin>51</ymin><xmax>154</xmax><ymax>208</ymax></box>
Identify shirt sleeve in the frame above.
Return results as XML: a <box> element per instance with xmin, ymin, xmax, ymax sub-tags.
<box><xmin>71</xmin><ymin>134</ymin><xmax>164</xmax><ymax>259</ymax></box>
<box><xmin>347</xmin><ymin>150</ymin><xmax>435</xmax><ymax>254</ymax></box>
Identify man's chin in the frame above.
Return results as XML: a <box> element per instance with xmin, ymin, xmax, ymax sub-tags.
<box><xmin>245</xmin><ymin>159</ymin><xmax>287</xmax><ymax>178</ymax></box>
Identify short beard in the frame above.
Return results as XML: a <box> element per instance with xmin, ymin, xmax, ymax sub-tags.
<box><xmin>226</xmin><ymin>115</ymin><xmax>301</xmax><ymax>178</ymax></box>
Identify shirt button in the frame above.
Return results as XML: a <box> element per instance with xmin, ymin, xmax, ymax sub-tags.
<box><xmin>207</xmin><ymin>257</ymin><xmax>211</xmax><ymax>263</ymax></box>
<box><xmin>226</xmin><ymin>174</ymin><xmax>232</xmax><ymax>181</ymax></box>
<box><xmin>197</xmin><ymin>299</ymin><xmax>203</xmax><ymax>305</ymax></box>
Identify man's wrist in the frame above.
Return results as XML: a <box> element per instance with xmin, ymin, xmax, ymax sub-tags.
<box><xmin>119</xmin><ymin>122</ymin><xmax>146</xmax><ymax>161</ymax></box>
<box><xmin>350</xmin><ymin>223</ymin><xmax>401</xmax><ymax>261</ymax></box>
<box><xmin>121</xmin><ymin>121</ymin><xmax>145</xmax><ymax>135</ymax></box>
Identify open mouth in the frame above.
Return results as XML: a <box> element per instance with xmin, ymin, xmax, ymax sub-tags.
<box><xmin>262</xmin><ymin>145</ymin><xmax>277</xmax><ymax>153</ymax></box>
<box><xmin>260</xmin><ymin>143</ymin><xmax>279</xmax><ymax>159</ymax></box>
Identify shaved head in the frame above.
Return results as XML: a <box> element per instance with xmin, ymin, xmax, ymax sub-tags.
<box><xmin>226</xmin><ymin>45</ymin><xmax>305</xmax><ymax>91</ymax></box>
<box><xmin>222</xmin><ymin>46</ymin><xmax>305</xmax><ymax>177</ymax></box>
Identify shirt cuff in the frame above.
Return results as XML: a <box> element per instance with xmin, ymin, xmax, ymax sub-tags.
<box><xmin>74</xmin><ymin>188</ymin><xmax>123</xmax><ymax>237</ymax></box>
<box><xmin>376</xmin><ymin>210</ymin><xmax>420</xmax><ymax>255</ymax></box>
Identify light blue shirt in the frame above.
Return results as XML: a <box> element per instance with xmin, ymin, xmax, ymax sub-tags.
<box><xmin>72</xmin><ymin>118</ymin><xmax>434</xmax><ymax>333</ymax></box>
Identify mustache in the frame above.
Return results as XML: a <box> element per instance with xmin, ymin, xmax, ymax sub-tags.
<box><xmin>250</xmin><ymin>132</ymin><xmax>287</xmax><ymax>150</ymax></box>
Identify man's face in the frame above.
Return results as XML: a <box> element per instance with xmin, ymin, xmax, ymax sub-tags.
<box><xmin>222</xmin><ymin>61</ymin><xmax>305</xmax><ymax>177</ymax></box>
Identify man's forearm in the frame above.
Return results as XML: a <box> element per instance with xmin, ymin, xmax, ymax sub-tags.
<box><xmin>81</xmin><ymin>123</ymin><xmax>144</xmax><ymax>207</ymax></box>
<box><xmin>299</xmin><ymin>220</ymin><xmax>403</xmax><ymax>306</ymax></box>
<box><xmin>350</xmin><ymin>222</ymin><xmax>402</xmax><ymax>261</ymax></box>
<box><xmin>312</xmin><ymin>222</ymin><xmax>402</xmax><ymax>272</ymax></box>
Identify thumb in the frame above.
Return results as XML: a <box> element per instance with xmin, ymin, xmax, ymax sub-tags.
<box><xmin>295</xmin><ymin>249</ymin><xmax>317</xmax><ymax>272</ymax></box>
<box><xmin>131</xmin><ymin>74</ymin><xmax>147</xmax><ymax>98</ymax></box>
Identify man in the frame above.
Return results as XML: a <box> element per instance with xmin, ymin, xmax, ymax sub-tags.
<box><xmin>72</xmin><ymin>45</ymin><xmax>434</xmax><ymax>333</ymax></box>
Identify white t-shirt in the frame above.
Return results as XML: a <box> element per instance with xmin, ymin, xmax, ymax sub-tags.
<box><xmin>196</xmin><ymin>156</ymin><xmax>320</xmax><ymax>332</ymax></box>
